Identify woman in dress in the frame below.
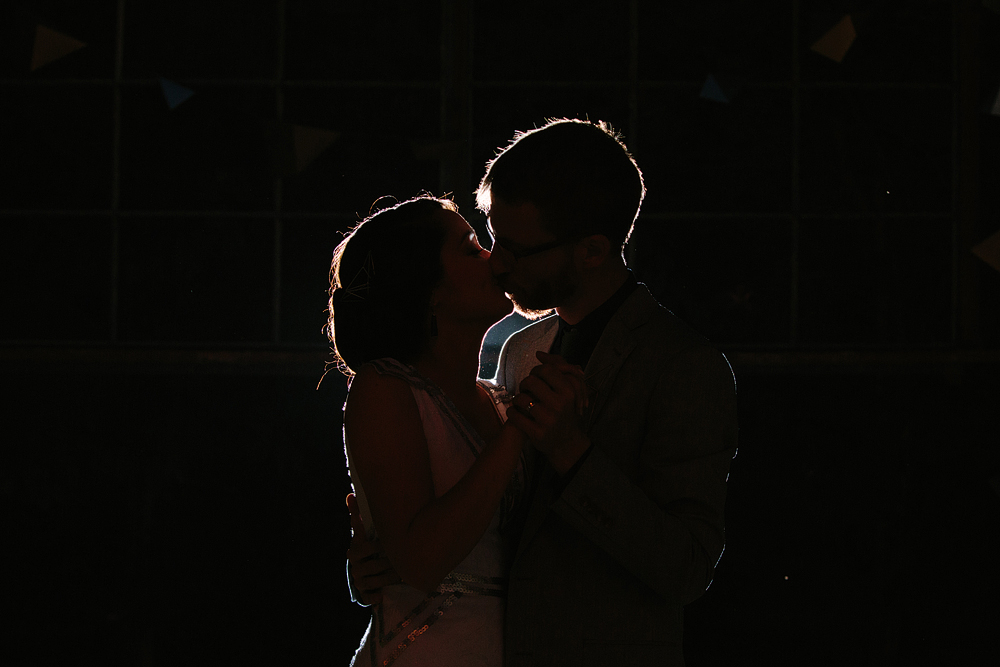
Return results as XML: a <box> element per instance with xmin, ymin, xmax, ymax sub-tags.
<box><xmin>328</xmin><ymin>195</ymin><xmax>544</xmax><ymax>666</ymax></box>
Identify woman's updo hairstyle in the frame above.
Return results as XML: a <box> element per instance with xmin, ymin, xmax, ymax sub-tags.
<box><xmin>327</xmin><ymin>195</ymin><xmax>454</xmax><ymax>376</ymax></box>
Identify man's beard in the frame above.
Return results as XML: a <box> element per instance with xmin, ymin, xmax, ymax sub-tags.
<box><xmin>509</xmin><ymin>297</ymin><xmax>554</xmax><ymax>320</ymax></box>
<box><xmin>504</xmin><ymin>279</ymin><xmax>574</xmax><ymax>321</ymax></box>
<box><xmin>497</xmin><ymin>257</ymin><xmax>578</xmax><ymax>320</ymax></box>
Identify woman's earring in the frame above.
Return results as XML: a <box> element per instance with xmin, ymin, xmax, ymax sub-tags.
<box><xmin>430</xmin><ymin>313</ymin><xmax>438</xmax><ymax>338</ymax></box>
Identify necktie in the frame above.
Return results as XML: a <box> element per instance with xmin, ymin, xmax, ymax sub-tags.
<box><xmin>558</xmin><ymin>326</ymin><xmax>588</xmax><ymax>369</ymax></box>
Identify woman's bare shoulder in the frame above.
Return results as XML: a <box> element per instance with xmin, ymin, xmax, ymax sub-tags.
<box><xmin>348</xmin><ymin>361</ymin><xmax>413</xmax><ymax>398</ymax></box>
<box><xmin>345</xmin><ymin>363</ymin><xmax>421</xmax><ymax>434</ymax></box>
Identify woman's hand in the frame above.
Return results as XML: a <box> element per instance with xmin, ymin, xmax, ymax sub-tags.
<box><xmin>346</xmin><ymin>493</ymin><xmax>400</xmax><ymax>606</ymax></box>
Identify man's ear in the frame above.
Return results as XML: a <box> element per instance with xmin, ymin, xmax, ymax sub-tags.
<box><xmin>577</xmin><ymin>234</ymin><xmax>612</xmax><ymax>269</ymax></box>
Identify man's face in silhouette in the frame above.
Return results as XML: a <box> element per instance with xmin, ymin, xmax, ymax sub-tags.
<box><xmin>486</xmin><ymin>196</ymin><xmax>578</xmax><ymax>318</ymax></box>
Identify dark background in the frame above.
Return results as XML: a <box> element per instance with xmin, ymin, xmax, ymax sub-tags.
<box><xmin>3</xmin><ymin>1</ymin><xmax>999</xmax><ymax>665</ymax></box>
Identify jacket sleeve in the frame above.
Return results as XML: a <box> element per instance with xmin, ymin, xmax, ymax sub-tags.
<box><xmin>549</xmin><ymin>344</ymin><xmax>738</xmax><ymax>604</ymax></box>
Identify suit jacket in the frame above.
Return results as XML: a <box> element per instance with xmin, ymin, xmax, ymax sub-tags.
<box><xmin>495</xmin><ymin>285</ymin><xmax>738</xmax><ymax>667</ymax></box>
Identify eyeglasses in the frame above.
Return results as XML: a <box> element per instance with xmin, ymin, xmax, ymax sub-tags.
<box><xmin>486</xmin><ymin>223</ymin><xmax>579</xmax><ymax>262</ymax></box>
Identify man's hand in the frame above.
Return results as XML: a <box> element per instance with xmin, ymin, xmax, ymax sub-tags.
<box><xmin>507</xmin><ymin>352</ymin><xmax>591</xmax><ymax>475</ymax></box>
<box><xmin>346</xmin><ymin>493</ymin><xmax>400</xmax><ymax>605</ymax></box>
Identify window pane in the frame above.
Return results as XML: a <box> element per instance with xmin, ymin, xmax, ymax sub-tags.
<box><xmin>637</xmin><ymin>88</ymin><xmax>792</xmax><ymax>214</ymax></box>
<box><xmin>123</xmin><ymin>0</ymin><xmax>279</xmax><ymax>79</ymax></box>
<box><xmin>281</xmin><ymin>86</ymin><xmax>441</xmax><ymax>212</ymax></box>
<box><xmin>638</xmin><ymin>0</ymin><xmax>792</xmax><ymax>83</ymax></box>
<box><xmin>285</xmin><ymin>2</ymin><xmax>441</xmax><ymax>81</ymax></box>
<box><xmin>280</xmin><ymin>217</ymin><xmax>354</xmax><ymax>345</ymax></box>
<box><xmin>631</xmin><ymin>217</ymin><xmax>792</xmax><ymax>345</ymax></box>
<box><xmin>800</xmin><ymin>2</ymin><xmax>951</xmax><ymax>83</ymax></box>
<box><xmin>119</xmin><ymin>84</ymin><xmax>276</xmax><ymax>211</ymax></box>
<box><xmin>1</xmin><ymin>217</ymin><xmax>112</xmax><ymax>341</ymax></box>
<box><xmin>0</xmin><ymin>4</ymin><xmax>116</xmax><ymax>79</ymax></box>
<box><xmin>0</xmin><ymin>86</ymin><xmax>113</xmax><ymax>209</ymax></box>
<box><xmin>800</xmin><ymin>89</ymin><xmax>952</xmax><ymax>214</ymax></box>
<box><xmin>474</xmin><ymin>1</ymin><xmax>629</xmax><ymax>81</ymax></box>
<box><xmin>119</xmin><ymin>217</ymin><xmax>274</xmax><ymax>343</ymax></box>
<box><xmin>798</xmin><ymin>218</ymin><xmax>952</xmax><ymax>345</ymax></box>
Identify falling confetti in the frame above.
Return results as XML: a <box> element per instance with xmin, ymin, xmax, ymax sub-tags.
<box><xmin>30</xmin><ymin>25</ymin><xmax>86</xmax><ymax>71</ymax></box>
<box><xmin>810</xmin><ymin>15</ymin><xmax>857</xmax><ymax>63</ymax></box>
<box><xmin>159</xmin><ymin>78</ymin><xmax>195</xmax><ymax>110</ymax></box>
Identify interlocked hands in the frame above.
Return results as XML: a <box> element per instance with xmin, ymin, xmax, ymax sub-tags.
<box><xmin>506</xmin><ymin>351</ymin><xmax>592</xmax><ymax>475</ymax></box>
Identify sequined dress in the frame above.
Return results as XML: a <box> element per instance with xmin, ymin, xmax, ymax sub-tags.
<box><xmin>346</xmin><ymin>358</ymin><xmax>524</xmax><ymax>667</ymax></box>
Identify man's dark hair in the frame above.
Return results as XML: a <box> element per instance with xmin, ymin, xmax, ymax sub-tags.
<box><xmin>476</xmin><ymin>118</ymin><xmax>645</xmax><ymax>251</ymax></box>
<box><xmin>326</xmin><ymin>196</ymin><xmax>454</xmax><ymax>376</ymax></box>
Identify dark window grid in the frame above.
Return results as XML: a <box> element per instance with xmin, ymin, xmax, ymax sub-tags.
<box><xmin>790</xmin><ymin>0</ymin><xmax>803</xmax><ymax>347</ymax></box>
<box><xmin>0</xmin><ymin>78</ymin><xmax>953</xmax><ymax>91</ymax></box>
<box><xmin>3</xmin><ymin>0</ymin><xmax>973</xmax><ymax>353</ymax></box>
<box><xmin>0</xmin><ymin>79</ymin><xmax>442</xmax><ymax>87</ymax></box>
<box><xmin>469</xmin><ymin>8</ymin><xmax>957</xmax><ymax>349</ymax></box>
<box><xmin>787</xmin><ymin>1</ymin><xmax>954</xmax><ymax>348</ymax></box>
<box><xmin>273</xmin><ymin>2</ymin><xmax>286</xmax><ymax>346</ymax></box>
<box><xmin>108</xmin><ymin>0</ymin><xmax>125</xmax><ymax>345</ymax></box>
<box><xmin>630</xmin><ymin>210</ymin><xmax>955</xmax><ymax>353</ymax></box>
<box><xmin>98</xmin><ymin>0</ymin><xmax>442</xmax><ymax>349</ymax></box>
<box><xmin>788</xmin><ymin>1</ymin><xmax>803</xmax><ymax>346</ymax></box>
<box><xmin>471</xmin><ymin>80</ymin><xmax>950</xmax><ymax>90</ymax></box>
<box><xmin>0</xmin><ymin>206</ymin><xmax>356</xmax><ymax>350</ymax></box>
<box><xmin>948</xmin><ymin>1</ymin><xmax>963</xmax><ymax>347</ymax></box>
<box><xmin>0</xmin><ymin>1</ymin><xmax>420</xmax><ymax>349</ymax></box>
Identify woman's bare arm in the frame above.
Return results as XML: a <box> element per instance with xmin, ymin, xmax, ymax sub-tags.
<box><xmin>345</xmin><ymin>366</ymin><xmax>524</xmax><ymax>593</ymax></box>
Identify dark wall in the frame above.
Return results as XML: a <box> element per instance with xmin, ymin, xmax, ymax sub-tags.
<box><xmin>6</xmin><ymin>362</ymin><xmax>998</xmax><ymax>665</ymax></box>
<box><xmin>3</xmin><ymin>1</ymin><xmax>999</xmax><ymax>665</ymax></box>
<box><xmin>689</xmin><ymin>366</ymin><xmax>1000</xmax><ymax>665</ymax></box>
<box><xmin>6</xmin><ymin>367</ymin><xmax>357</xmax><ymax>665</ymax></box>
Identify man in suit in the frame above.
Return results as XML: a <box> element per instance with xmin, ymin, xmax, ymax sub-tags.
<box><xmin>347</xmin><ymin>118</ymin><xmax>737</xmax><ymax>666</ymax></box>
<box><xmin>479</xmin><ymin>118</ymin><xmax>738</xmax><ymax>666</ymax></box>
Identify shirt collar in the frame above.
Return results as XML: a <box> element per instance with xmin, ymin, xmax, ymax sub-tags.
<box><xmin>558</xmin><ymin>271</ymin><xmax>638</xmax><ymax>334</ymax></box>
<box><xmin>553</xmin><ymin>271</ymin><xmax>639</xmax><ymax>368</ymax></box>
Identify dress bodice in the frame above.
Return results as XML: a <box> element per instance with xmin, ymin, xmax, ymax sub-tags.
<box><xmin>345</xmin><ymin>358</ymin><xmax>524</xmax><ymax>667</ymax></box>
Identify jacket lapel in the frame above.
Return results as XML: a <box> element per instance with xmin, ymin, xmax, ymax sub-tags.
<box><xmin>580</xmin><ymin>286</ymin><xmax>657</xmax><ymax>427</ymax></box>
<box><xmin>512</xmin><ymin>287</ymin><xmax>660</xmax><ymax>562</ymax></box>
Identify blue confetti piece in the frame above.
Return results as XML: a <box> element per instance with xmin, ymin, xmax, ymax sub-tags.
<box><xmin>700</xmin><ymin>74</ymin><xmax>729</xmax><ymax>104</ymax></box>
<box><xmin>159</xmin><ymin>77</ymin><xmax>195</xmax><ymax>110</ymax></box>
